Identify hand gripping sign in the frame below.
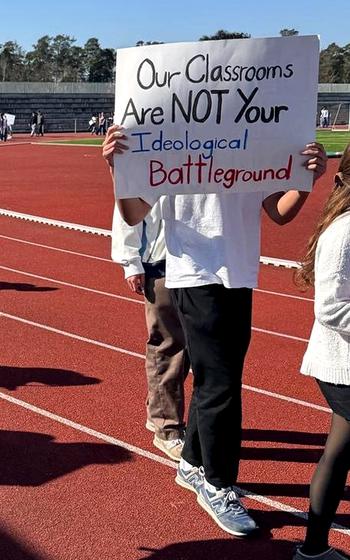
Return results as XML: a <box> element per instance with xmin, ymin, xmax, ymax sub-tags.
<box><xmin>114</xmin><ymin>35</ymin><xmax>319</xmax><ymax>198</ymax></box>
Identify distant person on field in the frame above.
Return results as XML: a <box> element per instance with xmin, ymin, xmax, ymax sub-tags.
<box><xmin>98</xmin><ymin>112</ymin><xmax>107</xmax><ymax>135</ymax></box>
<box><xmin>37</xmin><ymin>111</ymin><xmax>45</xmax><ymax>136</ymax></box>
<box><xmin>107</xmin><ymin>113</ymin><xmax>114</xmax><ymax>129</ymax></box>
<box><xmin>89</xmin><ymin>115</ymin><xmax>97</xmax><ymax>134</ymax></box>
<box><xmin>293</xmin><ymin>144</ymin><xmax>350</xmax><ymax>560</ymax></box>
<box><xmin>7</xmin><ymin>121</ymin><xmax>13</xmax><ymax>139</ymax></box>
<box><xmin>30</xmin><ymin>112</ymin><xmax>37</xmax><ymax>137</ymax></box>
<box><xmin>320</xmin><ymin>107</ymin><xmax>329</xmax><ymax>128</ymax></box>
<box><xmin>111</xmin><ymin>201</ymin><xmax>189</xmax><ymax>461</ymax></box>
<box><xmin>0</xmin><ymin>113</ymin><xmax>8</xmax><ymax>142</ymax></box>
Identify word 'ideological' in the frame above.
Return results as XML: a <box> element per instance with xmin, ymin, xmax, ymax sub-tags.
<box><xmin>131</xmin><ymin>129</ymin><xmax>249</xmax><ymax>159</ymax></box>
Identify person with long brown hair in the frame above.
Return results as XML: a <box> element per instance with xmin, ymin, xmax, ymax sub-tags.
<box><xmin>294</xmin><ymin>144</ymin><xmax>350</xmax><ymax>560</ymax></box>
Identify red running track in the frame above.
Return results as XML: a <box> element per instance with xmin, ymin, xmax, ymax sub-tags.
<box><xmin>0</xmin><ymin>144</ymin><xmax>348</xmax><ymax>559</ymax></box>
<box><xmin>0</xmin><ymin>141</ymin><xmax>339</xmax><ymax>259</ymax></box>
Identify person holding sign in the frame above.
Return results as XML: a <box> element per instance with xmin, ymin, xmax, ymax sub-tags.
<box><xmin>103</xmin><ymin>124</ymin><xmax>327</xmax><ymax>537</ymax></box>
<box><xmin>111</xmin><ymin>201</ymin><xmax>189</xmax><ymax>461</ymax></box>
<box><xmin>292</xmin><ymin>146</ymin><xmax>350</xmax><ymax>560</ymax></box>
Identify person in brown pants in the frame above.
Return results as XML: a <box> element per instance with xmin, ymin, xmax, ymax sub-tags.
<box><xmin>112</xmin><ymin>201</ymin><xmax>189</xmax><ymax>460</ymax></box>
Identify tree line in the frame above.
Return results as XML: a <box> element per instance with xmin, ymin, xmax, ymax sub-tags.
<box><xmin>0</xmin><ymin>30</ymin><xmax>349</xmax><ymax>83</ymax></box>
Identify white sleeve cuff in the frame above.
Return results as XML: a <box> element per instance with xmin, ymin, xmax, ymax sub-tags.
<box><xmin>123</xmin><ymin>261</ymin><xmax>145</xmax><ymax>279</ymax></box>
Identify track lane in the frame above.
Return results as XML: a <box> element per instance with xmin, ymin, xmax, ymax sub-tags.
<box><xmin>1</xmin><ymin>144</ymin><xmax>348</xmax><ymax>557</ymax></box>
<box><xmin>1</xmin><ymin>326</ymin><xmax>349</xmax><ymax>558</ymax></box>
<box><xmin>0</xmin><ymin>235</ymin><xmax>324</xmax><ymax>407</ymax></box>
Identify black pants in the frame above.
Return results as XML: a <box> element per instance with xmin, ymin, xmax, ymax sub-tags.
<box><xmin>172</xmin><ymin>284</ymin><xmax>252</xmax><ymax>488</ymax></box>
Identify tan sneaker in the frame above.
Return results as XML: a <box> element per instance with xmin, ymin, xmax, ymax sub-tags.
<box><xmin>145</xmin><ymin>419</ymin><xmax>155</xmax><ymax>433</ymax></box>
<box><xmin>153</xmin><ymin>435</ymin><xmax>184</xmax><ymax>461</ymax></box>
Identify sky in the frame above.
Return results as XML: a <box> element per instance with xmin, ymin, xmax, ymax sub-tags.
<box><xmin>2</xmin><ymin>0</ymin><xmax>350</xmax><ymax>52</ymax></box>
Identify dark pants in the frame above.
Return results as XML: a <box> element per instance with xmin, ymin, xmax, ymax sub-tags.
<box><xmin>172</xmin><ymin>284</ymin><xmax>252</xmax><ymax>488</ymax></box>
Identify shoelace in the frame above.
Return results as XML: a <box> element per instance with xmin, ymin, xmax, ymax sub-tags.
<box><xmin>168</xmin><ymin>438</ymin><xmax>184</xmax><ymax>449</ymax></box>
<box><xmin>222</xmin><ymin>490</ymin><xmax>247</xmax><ymax>514</ymax></box>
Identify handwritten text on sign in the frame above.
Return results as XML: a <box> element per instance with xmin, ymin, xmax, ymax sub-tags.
<box><xmin>114</xmin><ymin>36</ymin><xmax>319</xmax><ymax>198</ymax></box>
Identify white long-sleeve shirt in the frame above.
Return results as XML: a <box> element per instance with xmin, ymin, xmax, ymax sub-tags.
<box><xmin>301</xmin><ymin>211</ymin><xmax>350</xmax><ymax>384</ymax></box>
<box><xmin>111</xmin><ymin>200</ymin><xmax>166</xmax><ymax>279</ymax></box>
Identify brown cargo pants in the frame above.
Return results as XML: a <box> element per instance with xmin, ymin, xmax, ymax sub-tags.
<box><xmin>144</xmin><ymin>275</ymin><xmax>189</xmax><ymax>441</ymax></box>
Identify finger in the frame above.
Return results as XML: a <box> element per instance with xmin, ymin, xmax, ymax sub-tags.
<box><xmin>307</xmin><ymin>142</ymin><xmax>324</xmax><ymax>150</ymax></box>
<box><xmin>115</xmin><ymin>141</ymin><xmax>129</xmax><ymax>150</ymax></box>
<box><xmin>303</xmin><ymin>156</ymin><xmax>319</xmax><ymax>165</ymax></box>
<box><xmin>102</xmin><ymin>147</ymin><xmax>117</xmax><ymax>159</ymax></box>
<box><xmin>103</xmin><ymin>142</ymin><xmax>128</xmax><ymax>158</ymax></box>
<box><xmin>114</xmin><ymin>131</ymin><xmax>127</xmax><ymax>139</ymax></box>
<box><xmin>104</xmin><ymin>125</ymin><xmax>124</xmax><ymax>143</ymax></box>
<box><xmin>103</xmin><ymin>139</ymin><xmax>128</xmax><ymax>150</ymax></box>
<box><xmin>302</xmin><ymin>142</ymin><xmax>324</xmax><ymax>150</ymax></box>
<box><xmin>300</xmin><ymin>148</ymin><xmax>325</xmax><ymax>157</ymax></box>
<box><xmin>302</xmin><ymin>157</ymin><xmax>327</xmax><ymax>168</ymax></box>
<box><xmin>107</xmin><ymin>124</ymin><xmax>123</xmax><ymax>134</ymax></box>
<box><xmin>306</xmin><ymin>163</ymin><xmax>325</xmax><ymax>173</ymax></box>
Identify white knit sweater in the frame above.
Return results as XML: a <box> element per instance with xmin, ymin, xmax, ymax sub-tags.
<box><xmin>301</xmin><ymin>211</ymin><xmax>350</xmax><ymax>385</ymax></box>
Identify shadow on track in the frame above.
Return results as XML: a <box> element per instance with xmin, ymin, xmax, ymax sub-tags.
<box><xmin>0</xmin><ymin>282</ymin><xmax>58</xmax><ymax>292</ymax></box>
<box><xmin>0</xmin><ymin>365</ymin><xmax>100</xmax><ymax>390</ymax></box>
<box><xmin>243</xmin><ymin>428</ymin><xmax>328</xmax><ymax>446</ymax></box>
<box><xmin>137</xmin><ymin>537</ymin><xmax>296</xmax><ymax>560</ymax></box>
<box><xmin>0</xmin><ymin>525</ymin><xmax>55</xmax><ymax>560</ymax></box>
<box><xmin>0</xmin><ymin>430</ymin><xmax>132</xmax><ymax>485</ymax></box>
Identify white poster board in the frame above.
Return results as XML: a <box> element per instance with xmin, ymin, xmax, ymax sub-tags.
<box><xmin>4</xmin><ymin>113</ymin><xmax>15</xmax><ymax>126</ymax></box>
<box><xmin>114</xmin><ymin>36</ymin><xmax>319</xmax><ymax>198</ymax></box>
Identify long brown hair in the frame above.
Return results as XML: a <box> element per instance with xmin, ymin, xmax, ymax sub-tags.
<box><xmin>295</xmin><ymin>143</ymin><xmax>350</xmax><ymax>289</ymax></box>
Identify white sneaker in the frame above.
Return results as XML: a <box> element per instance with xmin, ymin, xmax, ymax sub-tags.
<box><xmin>153</xmin><ymin>435</ymin><xmax>184</xmax><ymax>461</ymax></box>
<box><xmin>145</xmin><ymin>419</ymin><xmax>155</xmax><ymax>433</ymax></box>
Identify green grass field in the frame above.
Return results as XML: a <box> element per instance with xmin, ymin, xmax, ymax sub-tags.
<box><xmin>51</xmin><ymin>138</ymin><xmax>104</xmax><ymax>145</ymax></box>
<box><xmin>49</xmin><ymin>130</ymin><xmax>350</xmax><ymax>155</ymax></box>
<box><xmin>315</xmin><ymin>130</ymin><xmax>350</xmax><ymax>154</ymax></box>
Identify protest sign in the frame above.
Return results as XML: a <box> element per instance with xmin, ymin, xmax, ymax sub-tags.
<box><xmin>114</xmin><ymin>35</ymin><xmax>319</xmax><ymax>198</ymax></box>
<box><xmin>4</xmin><ymin>113</ymin><xmax>15</xmax><ymax>126</ymax></box>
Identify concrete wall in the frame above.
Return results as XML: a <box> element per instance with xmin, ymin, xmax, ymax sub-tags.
<box><xmin>317</xmin><ymin>85</ymin><xmax>350</xmax><ymax>125</ymax></box>
<box><xmin>0</xmin><ymin>83</ymin><xmax>115</xmax><ymax>132</ymax></box>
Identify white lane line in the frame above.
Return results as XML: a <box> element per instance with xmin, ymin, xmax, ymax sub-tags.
<box><xmin>0</xmin><ymin>234</ymin><xmax>111</xmax><ymax>262</ymax></box>
<box><xmin>0</xmin><ymin>311</ymin><xmax>324</xmax><ymax>414</ymax></box>
<box><xmin>0</xmin><ymin>265</ymin><xmax>143</xmax><ymax>306</ymax></box>
<box><xmin>0</xmin><ymin>209</ymin><xmax>301</xmax><ymax>269</ymax></box>
<box><xmin>0</xmin><ymin>141</ymin><xmax>31</xmax><ymax>147</ymax></box>
<box><xmin>252</xmin><ymin>326</ymin><xmax>308</xmax><ymax>343</ymax></box>
<box><xmin>0</xmin><ymin>391</ymin><xmax>174</xmax><ymax>468</ymax></box>
<box><xmin>0</xmin><ymin>210</ymin><xmax>110</xmax><ymax>237</ymax></box>
<box><xmin>0</xmin><ymin>258</ymin><xmax>311</xmax><ymax>308</ymax></box>
<box><xmin>0</xmin><ymin>391</ymin><xmax>347</xmax><ymax>535</ymax></box>
<box><xmin>1</xmin><ymin>274</ymin><xmax>307</xmax><ymax>344</ymax></box>
<box><xmin>260</xmin><ymin>255</ymin><xmax>300</xmax><ymax>269</ymax></box>
<box><xmin>255</xmin><ymin>288</ymin><xmax>313</xmax><ymax>303</ymax></box>
<box><xmin>243</xmin><ymin>385</ymin><xmax>331</xmax><ymax>413</ymax></box>
<box><xmin>0</xmin><ymin>311</ymin><xmax>144</xmax><ymax>360</ymax></box>
<box><xmin>234</xmin><ymin>486</ymin><xmax>348</xmax><ymax>535</ymax></box>
<box><xmin>34</xmin><ymin>142</ymin><xmax>100</xmax><ymax>148</ymax></box>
